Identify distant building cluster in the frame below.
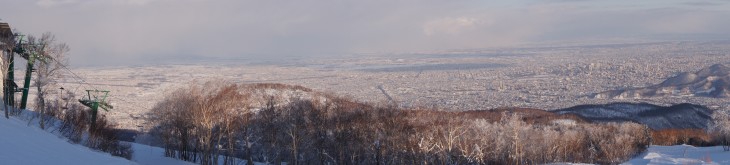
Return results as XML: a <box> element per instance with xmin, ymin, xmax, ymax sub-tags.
<box><xmin>58</xmin><ymin>41</ymin><xmax>730</xmax><ymax>130</ymax></box>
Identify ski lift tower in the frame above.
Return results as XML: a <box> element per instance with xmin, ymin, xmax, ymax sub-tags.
<box><xmin>0</xmin><ymin>22</ymin><xmax>45</xmax><ymax>110</ymax></box>
<box><xmin>79</xmin><ymin>90</ymin><xmax>113</xmax><ymax>127</ymax></box>
<box><xmin>15</xmin><ymin>36</ymin><xmax>44</xmax><ymax>110</ymax></box>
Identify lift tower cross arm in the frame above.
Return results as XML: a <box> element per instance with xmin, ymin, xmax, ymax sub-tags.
<box><xmin>79</xmin><ymin>90</ymin><xmax>112</xmax><ymax>127</ymax></box>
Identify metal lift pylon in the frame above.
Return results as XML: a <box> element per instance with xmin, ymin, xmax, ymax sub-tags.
<box><xmin>16</xmin><ymin>37</ymin><xmax>44</xmax><ymax>110</ymax></box>
<box><xmin>79</xmin><ymin>90</ymin><xmax>113</xmax><ymax>127</ymax></box>
<box><xmin>5</xmin><ymin>33</ymin><xmax>45</xmax><ymax>110</ymax></box>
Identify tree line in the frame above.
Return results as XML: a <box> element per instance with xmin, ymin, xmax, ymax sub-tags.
<box><xmin>148</xmin><ymin>82</ymin><xmax>660</xmax><ymax>165</ymax></box>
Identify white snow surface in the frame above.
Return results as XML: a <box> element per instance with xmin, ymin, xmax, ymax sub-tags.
<box><xmin>0</xmin><ymin>115</ymin><xmax>194</xmax><ymax>165</ymax></box>
<box><xmin>0</xmin><ymin>116</ymin><xmax>134</xmax><ymax>165</ymax></box>
<box><xmin>131</xmin><ymin>143</ymin><xmax>196</xmax><ymax>165</ymax></box>
<box><xmin>622</xmin><ymin>145</ymin><xmax>730</xmax><ymax>165</ymax></box>
<box><xmin>132</xmin><ymin>143</ymin><xmax>268</xmax><ymax>165</ymax></box>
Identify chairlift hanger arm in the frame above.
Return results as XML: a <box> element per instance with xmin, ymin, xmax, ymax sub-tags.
<box><xmin>80</xmin><ymin>90</ymin><xmax>113</xmax><ymax>111</ymax></box>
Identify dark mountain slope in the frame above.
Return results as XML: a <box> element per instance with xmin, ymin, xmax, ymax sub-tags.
<box><xmin>554</xmin><ymin>102</ymin><xmax>712</xmax><ymax>130</ymax></box>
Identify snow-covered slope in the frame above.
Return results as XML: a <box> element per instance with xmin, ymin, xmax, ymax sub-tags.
<box><xmin>0</xmin><ymin>117</ymin><xmax>135</xmax><ymax>165</ymax></box>
<box><xmin>596</xmin><ymin>64</ymin><xmax>730</xmax><ymax>99</ymax></box>
<box><xmin>131</xmin><ymin>143</ymin><xmax>196</xmax><ymax>165</ymax></box>
<box><xmin>0</xmin><ymin>115</ymin><xmax>197</xmax><ymax>165</ymax></box>
<box><xmin>623</xmin><ymin>145</ymin><xmax>730</xmax><ymax>165</ymax></box>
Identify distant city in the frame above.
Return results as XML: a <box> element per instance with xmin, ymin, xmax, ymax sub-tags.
<box><xmin>36</xmin><ymin>40</ymin><xmax>730</xmax><ymax>130</ymax></box>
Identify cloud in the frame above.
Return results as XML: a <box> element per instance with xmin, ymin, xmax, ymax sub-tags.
<box><xmin>117</xmin><ymin>0</ymin><xmax>157</xmax><ymax>5</ymax></box>
<box><xmin>423</xmin><ymin>17</ymin><xmax>486</xmax><ymax>36</ymax></box>
<box><xmin>540</xmin><ymin>0</ymin><xmax>594</xmax><ymax>2</ymax></box>
<box><xmin>640</xmin><ymin>9</ymin><xmax>717</xmax><ymax>33</ymax></box>
<box><xmin>35</xmin><ymin>0</ymin><xmax>79</xmax><ymax>7</ymax></box>
<box><xmin>0</xmin><ymin>0</ymin><xmax>728</xmax><ymax>66</ymax></box>
<box><xmin>682</xmin><ymin>1</ymin><xmax>724</xmax><ymax>6</ymax></box>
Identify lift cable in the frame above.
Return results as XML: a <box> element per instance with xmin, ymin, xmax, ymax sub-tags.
<box><xmin>45</xmin><ymin>57</ymin><xmax>151</xmax><ymax>113</ymax></box>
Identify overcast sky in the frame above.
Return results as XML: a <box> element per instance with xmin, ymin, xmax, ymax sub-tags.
<box><xmin>1</xmin><ymin>0</ymin><xmax>729</xmax><ymax>66</ymax></box>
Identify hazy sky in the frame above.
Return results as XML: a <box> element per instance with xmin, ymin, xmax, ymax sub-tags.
<box><xmin>1</xmin><ymin>0</ymin><xmax>729</xmax><ymax>66</ymax></box>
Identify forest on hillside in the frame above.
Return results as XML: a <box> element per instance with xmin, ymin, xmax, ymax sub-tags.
<box><xmin>144</xmin><ymin>82</ymin><xmax>730</xmax><ymax>165</ymax></box>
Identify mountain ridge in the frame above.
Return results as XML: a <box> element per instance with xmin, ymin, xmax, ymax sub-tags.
<box><xmin>595</xmin><ymin>64</ymin><xmax>730</xmax><ymax>99</ymax></box>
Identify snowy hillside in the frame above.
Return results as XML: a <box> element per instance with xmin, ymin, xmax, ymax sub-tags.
<box><xmin>0</xmin><ymin>116</ymin><xmax>135</xmax><ymax>165</ymax></box>
<box><xmin>623</xmin><ymin>145</ymin><xmax>730</xmax><ymax>165</ymax></box>
<box><xmin>131</xmin><ymin>143</ymin><xmax>196</xmax><ymax>165</ymax></box>
<box><xmin>0</xmin><ymin>116</ymin><xmax>194</xmax><ymax>165</ymax></box>
<box><xmin>596</xmin><ymin>64</ymin><xmax>730</xmax><ymax>99</ymax></box>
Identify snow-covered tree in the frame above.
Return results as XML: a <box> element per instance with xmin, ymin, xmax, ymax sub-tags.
<box><xmin>0</xmin><ymin>34</ymin><xmax>12</xmax><ymax>119</ymax></box>
<box><xmin>709</xmin><ymin>110</ymin><xmax>730</xmax><ymax>151</ymax></box>
<box><xmin>26</xmin><ymin>33</ymin><xmax>68</xmax><ymax>129</ymax></box>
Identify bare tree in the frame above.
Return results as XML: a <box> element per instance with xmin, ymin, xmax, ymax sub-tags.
<box><xmin>0</xmin><ymin>32</ymin><xmax>13</xmax><ymax>119</ymax></box>
<box><xmin>148</xmin><ymin>82</ymin><xmax>654</xmax><ymax>165</ymax></box>
<box><xmin>27</xmin><ymin>32</ymin><xmax>68</xmax><ymax>129</ymax></box>
<box><xmin>150</xmin><ymin>81</ymin><xmax>251</xmax><ymax>165</ymax></box>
